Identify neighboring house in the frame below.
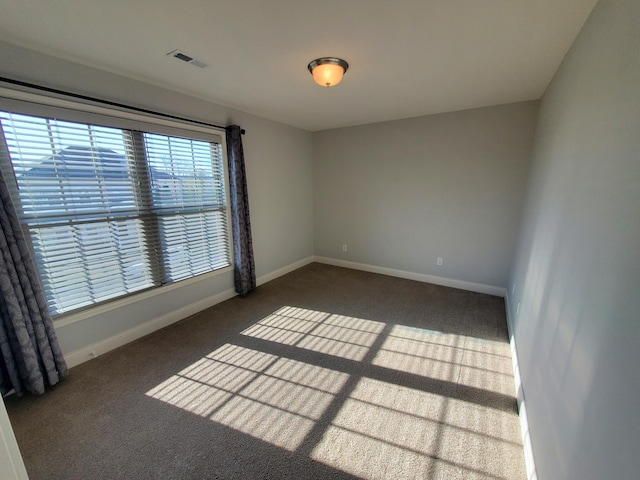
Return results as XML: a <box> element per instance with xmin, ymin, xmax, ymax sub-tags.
<box><xmin>17</xmin><ymin>145</ymin><xmax>190</xmax><ymax>213</ymax></box>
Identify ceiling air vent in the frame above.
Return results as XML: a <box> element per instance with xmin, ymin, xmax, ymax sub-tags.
<box><xmin>166</xmin><ymin>49</ymin><xmax>208</xmax><ymax>69</ymax></box>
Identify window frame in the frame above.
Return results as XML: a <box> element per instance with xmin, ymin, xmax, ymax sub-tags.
<box><xmin>0</xmin><ymin>89</ymin><xmax>234</xmax><ymax>324</ymax></box>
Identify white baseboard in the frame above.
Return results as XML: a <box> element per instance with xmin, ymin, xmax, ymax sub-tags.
<box><xmin>256</xmin><ymin>256</ymin><xmax>315</xmax><ymax>286</ymax></box>
<box><xmin>505</xmin><ymin>293</ymin><xmax>538</xmax><ymax>480</ymax></box>
<box><xmin>64</xmin><ymin>256</ymin><xmax>315</xmax><ymax>369</ymax></box>
<box><xmin>64</xmin><ymin>254</ymin><xmax>503</xmax><ymax>367</ymax></box>
<box><xmin>64</xmin><ymin>287</ymin><xmax>236</xmax><ymax>368</ymax></box>
<box><xmin>313</xmin><ymin>256</ymin><xmax>506</xmax><ymax>297</ymax></box>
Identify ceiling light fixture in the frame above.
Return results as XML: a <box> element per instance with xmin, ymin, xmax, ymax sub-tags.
<box><xmin>308</xmin><ymin>57</ymin><xmax>349</xmax><ymax>87</ymax></box>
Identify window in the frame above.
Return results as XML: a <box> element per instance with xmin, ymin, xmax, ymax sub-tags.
<box><xmin>0</xmin><ymin>106</ymin><xmax>230</xmax><ymax>317</ymax></box>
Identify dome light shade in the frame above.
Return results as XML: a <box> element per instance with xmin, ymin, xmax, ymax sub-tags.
<box><xmin>308</xmin><ymin>58</ymin><xmax>349</xmax><ymax>87</ymax></box>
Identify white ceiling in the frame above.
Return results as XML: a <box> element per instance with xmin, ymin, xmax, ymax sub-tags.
<box><xmin>0</xmin><ymin>0</ymin><xmax>597</xmax><ymax>132</ymax></box>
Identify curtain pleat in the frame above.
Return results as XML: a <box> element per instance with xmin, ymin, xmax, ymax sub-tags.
<box><xmin>226</xmin><ymin>126</ymin><xmax>256</xmax><ymax>296</ymax></box>
<box><xmin>0</xmin><ymin>168</ymin><xmax>68</xmax><ymax>396</ymax></box>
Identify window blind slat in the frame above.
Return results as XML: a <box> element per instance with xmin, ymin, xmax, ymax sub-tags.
<box><xmin>0</xmin><ymin>109</ymin><xmax>230</xmax><ymax>316</ymax></box>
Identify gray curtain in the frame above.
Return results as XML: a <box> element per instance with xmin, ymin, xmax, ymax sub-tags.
<box><xmin>226</xmin><ymin>125</ymin><xmax>256</xmax><ymax>296</ymax></box>
<box><xmin>0</xmin><ymin>168</ymin><xmax>68</xmax><ymax>396</ymax></box>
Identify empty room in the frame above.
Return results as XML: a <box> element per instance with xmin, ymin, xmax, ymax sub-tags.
<box><xmin>0</xmin><ymin>1</ymin><xmax>638</xmax><ymax>479</ymax></box>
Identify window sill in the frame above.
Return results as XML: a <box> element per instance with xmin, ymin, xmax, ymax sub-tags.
<box><xmin>53</xmin><ymin>265</ymin><xmax>233</xmax><ymax>328</ymax></box>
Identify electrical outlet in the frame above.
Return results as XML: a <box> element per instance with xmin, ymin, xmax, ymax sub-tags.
<box><xmin>436</xmin><ymin>257</ymin><xmax>443</xmax><ymax>266</ymax></box>
<box><xmin>342</xmin><ymin>244</ymin><xmax>348</xmax><ymax>252</ymax></box>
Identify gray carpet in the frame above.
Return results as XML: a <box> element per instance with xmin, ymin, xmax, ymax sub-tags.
<box><xmin>5</xmin><ymin>263</ymin><xmax>526</xmax><ymax>479</ymax></box>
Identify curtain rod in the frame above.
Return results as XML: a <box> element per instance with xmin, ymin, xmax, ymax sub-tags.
<box><xmin>0</xmin><ymin>76</ymin><xmax>245</xmax><ymax>135</ymax></box>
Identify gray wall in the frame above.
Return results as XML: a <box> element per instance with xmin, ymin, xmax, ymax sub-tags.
<box><xmin>314</xmin><ymin>102</ymin><xmax>538</xmax><ymax>288</ymax></box>
<box><xmin>507</xmin><ymin>0</ymin><xmax>640</xmax><ymax>479</ymax></box>
<box><xmin>0</xmin><ymin>42</ymin><xmax>314</xmax><ymax>356</ymax></box>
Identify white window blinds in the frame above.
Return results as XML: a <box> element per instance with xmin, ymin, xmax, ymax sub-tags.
<box><xmin>0</xmin><ymin>107</ymin><xmax>230</xmax><ymax>316</ymax></box>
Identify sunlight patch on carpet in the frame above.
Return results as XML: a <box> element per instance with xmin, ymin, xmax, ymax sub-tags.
<box><xmin>241</xmin><ymin>306</ymin><xmax>385</xmax><ymax>361</ymax></box>
<box><xmin>311</xmin><ymin>377</ymin><xmax>521</xmax><ymax>480</ymax></box>
<box><xmin>146</xmin><ymin>341</ymin><xmax>349</xmax><ymax>450</ymax></box>
<box><xmin>146</xmin><ymin>305</ymin><xmax>523</xmax><ymax>476</ymax></box>
<box><xmin>458</xmin><ymin>336</ymin><xmax>516</xmax><ymax>397</ymax></box>
<box><xmin>371</xmin><ymin>325</ymin><xmax>463</xmax><ymax>381</ymax></box>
